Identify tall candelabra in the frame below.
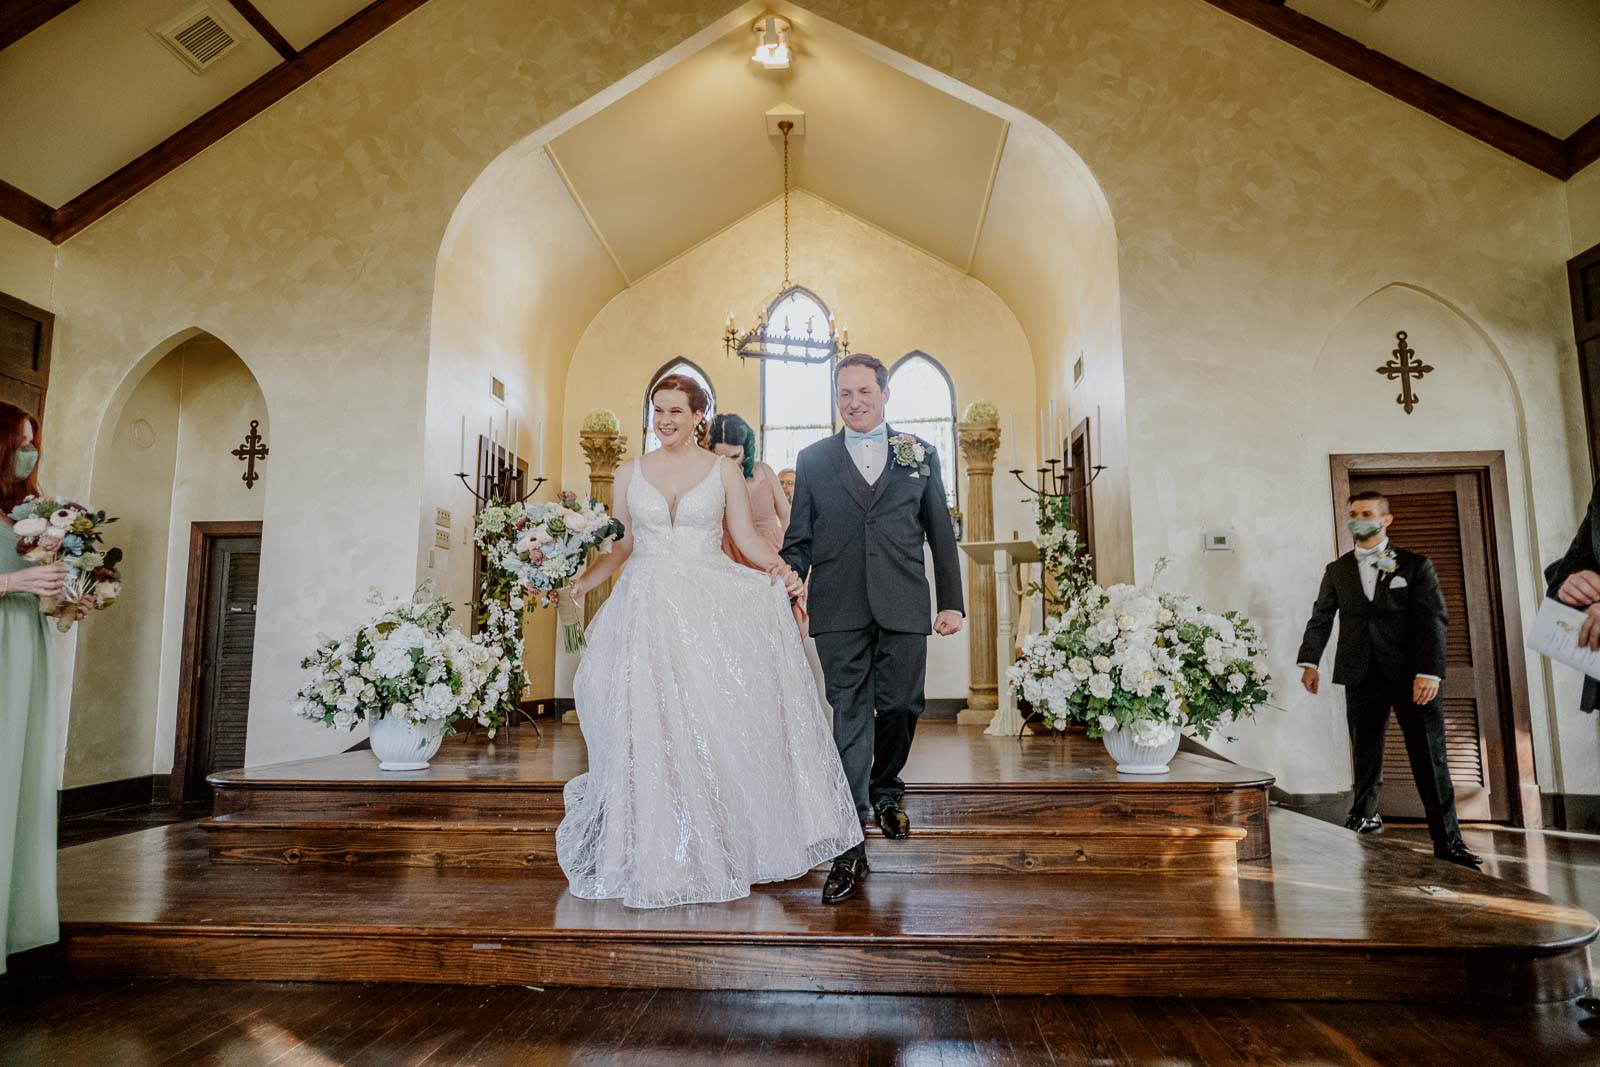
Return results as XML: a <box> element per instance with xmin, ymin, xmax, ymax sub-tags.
<box><xmin>1008</xmin><ymin>456</ymin><xmax>1105</xmax><ymax>499</ymax></box>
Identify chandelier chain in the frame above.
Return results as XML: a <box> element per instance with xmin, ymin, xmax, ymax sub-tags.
<box><xmin>781</xmin><ymin>120</ymin><xmax>791</xmax><ymax>290</ymax></box>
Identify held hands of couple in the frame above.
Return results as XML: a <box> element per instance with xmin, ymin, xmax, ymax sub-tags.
<box><xmin>764</xmin><ymin>561</ymin><xmax>804</xmax><ymax>598</ymax></box>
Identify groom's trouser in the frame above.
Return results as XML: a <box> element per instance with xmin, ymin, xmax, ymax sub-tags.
<box><xmin>1345</xmin><ymin>665</ymin><xmax>1460</xmax><ymax>845</ymax></box>
<box><xmin>813</xmin><ymin>623</ymin><xmax>925</xmax><ymax>826</ymax></box>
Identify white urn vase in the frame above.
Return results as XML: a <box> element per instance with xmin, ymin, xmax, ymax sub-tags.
<box><xmin>1102</xmin><ymin>725</ymin><xmax>1180</xmax><ymax>775</ymax></box>
<box><xmin>366</xmin><ymin>711</ymin><xmax>445</xmax><ymax>771</ymax></box>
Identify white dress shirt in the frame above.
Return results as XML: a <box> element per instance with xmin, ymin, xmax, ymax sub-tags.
<box><xmin>847</xmin><ymin>422</ymin><xmax>888</xmax><ymax>484</ymax></box>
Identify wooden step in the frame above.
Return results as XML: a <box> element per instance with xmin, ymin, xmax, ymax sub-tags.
<box><xmin>197</xmin><ymin>813</ymin><xmax>1245</xmax><ymax>875</ymax></box>
<box><xmin>34</xmin><ymin>816</ymin><xmax>1598</xmax><ymax>1004</ymax></box>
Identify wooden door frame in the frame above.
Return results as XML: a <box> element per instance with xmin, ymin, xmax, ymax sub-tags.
<box><xmin>0</xmin><ymin>288</ymin><xmax>54</xmax><ymax>424</ymax></box>
<box><xmin>1329</xmin><ymin>452</ymin><xmax>1540</xmax><ymax>827</ymax></box>
<box><xmin>172</xmin><ymin>520</ymin><xmax>263</xmax><ymax>805</ymax></box>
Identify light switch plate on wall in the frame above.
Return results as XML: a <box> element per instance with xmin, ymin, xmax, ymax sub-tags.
<box><xmin>1203</xmin><ymin>531</ymin><xmax>1233</xmax><ymax>551</ymax></box>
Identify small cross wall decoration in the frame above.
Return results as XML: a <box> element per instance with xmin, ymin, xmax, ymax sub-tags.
<box><xmin>232</xmin><ymin>419</ymin><xmax>268</xmax><ymax>489</ymax></box>
<box><xmin>1376</xmin><ymin>330</ymin><xmax>1434</xmax><ymax>415</ymax></box>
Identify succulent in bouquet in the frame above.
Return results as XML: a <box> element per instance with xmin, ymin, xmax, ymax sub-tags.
<box><xmin>8</xmin><ymin>497</ymin><xmax>123</xmax><ymax>632</ymax></box>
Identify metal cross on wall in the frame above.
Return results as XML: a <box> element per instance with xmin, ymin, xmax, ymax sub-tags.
<box><xmin>231</xmin><ymin>419</ymin><xmax>268</xmax><ymax>489</ymax></box>
<box><xmin>1375</xmin><ymin>330</ymin><xmax>1434</xmax><ymax>415</ymax></box>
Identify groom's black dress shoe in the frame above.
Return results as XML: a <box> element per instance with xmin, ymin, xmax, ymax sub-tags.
<box><xmin>822</xmin><ymin>855</ymin><xmax>869</xmax><ymax>904</ymax></box>
<box><xmin>1433</xmin><ymin>835</ymin><xmax>1483</xmax><ymax>869</ymax></box>
<box><xmin>1344</xmin><ymin>814</ymin><xmax>1383</xmax><ymax>835</ymax></box>
<box><xmin>874</xmin><ymin>799</ymin><xmax>911</xmax><ymax>840</ymax></box>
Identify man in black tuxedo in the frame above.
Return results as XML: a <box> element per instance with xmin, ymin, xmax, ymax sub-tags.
<box><xmin>1545</xmin><ymin>478</ymin><xmax>1600</xmax><ymax>703</ymax></box>
<box><xmin>1296</xmin><ymin>490</ymin><xmax>1481</xmax><ymax>868</ymax></box>
<box><xmin>782</xmin><ymin>353</ymin><xmax>965</xmax><ymax>904</ymax></box>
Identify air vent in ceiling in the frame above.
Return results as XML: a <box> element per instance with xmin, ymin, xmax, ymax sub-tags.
<box><xmin>152</xmin><ymin>4</ymin><xmax>240</xmax><ymax>74</ymax></box>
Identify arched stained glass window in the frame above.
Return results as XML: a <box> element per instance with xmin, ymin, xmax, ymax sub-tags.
<box><xmin>886</xmin><ymin>352</ymin><xmax>958</xmax><ymax>508</ymax></box>
<box><xmin>643</xmin><ymin>359</ymin><xmax>716</xmax><ymax>453</ymax></box>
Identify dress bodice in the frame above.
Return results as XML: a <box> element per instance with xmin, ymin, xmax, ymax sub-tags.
<box><xmin>628</xmin><ymin>459</ymin><xmax>726</xmax><ymax>560</ymax></box>
<box><xmin>0</xmin><ymin>520</ymin><xmax>27</xmax><ymax>575</ymax></box>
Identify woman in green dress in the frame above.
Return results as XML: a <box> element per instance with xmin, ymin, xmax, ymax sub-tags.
<box><xmin>1</xmin><ymin>400</ymin><xmax>72</xmax><ymax>975</ymax></box>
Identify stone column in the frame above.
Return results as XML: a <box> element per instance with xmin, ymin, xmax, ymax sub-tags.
<box><xmin>955</xmin><ymin>419</ymin><xmax>1001</xmax><ymax>724</ymax></box>
<box><xmin>579</xmin><ymin>429</ymin><xmax>628</xmax><ymax>621</ymax></box>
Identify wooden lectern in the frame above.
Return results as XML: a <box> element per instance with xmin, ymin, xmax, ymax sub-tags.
<box><xmin>958</xmin><ymin>539</ymin><xmax>1041</xmax><ymax>736</ymax></box>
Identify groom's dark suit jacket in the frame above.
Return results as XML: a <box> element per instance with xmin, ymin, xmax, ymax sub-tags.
<box><xmin>1295</xmin><ymin>546</ymin><xmax>1447</xmax><ymax>686</ymax></box>
<box><xmin>1545</xmin><ymin>477</ymin><xmax>1600</xmax><ymax>712</ymax></box>
<box><xmin>781</xmin><ymin>428</ymin><xmax>963</xmax><ymax>635</ymax></box>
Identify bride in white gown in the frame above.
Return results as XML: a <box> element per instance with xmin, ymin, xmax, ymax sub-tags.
<box><xmin>559</xmin><ymin>374</ymin><xmax>863</xmax><ymax>908</ymax></box>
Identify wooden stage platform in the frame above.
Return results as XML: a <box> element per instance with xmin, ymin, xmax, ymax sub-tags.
<box><xmin>34</xmin><ymin>723</ymin><xmax>1599</xmax><ymax>1003</ymax></box>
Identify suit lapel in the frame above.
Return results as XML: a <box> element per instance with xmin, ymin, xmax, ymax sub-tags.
<box><xmin>829</xmin><ymin>431</ymin><xmax>872</xmax><ymax>514</ymax></box>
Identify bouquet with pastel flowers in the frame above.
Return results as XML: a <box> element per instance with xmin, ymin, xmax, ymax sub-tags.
<box><xmin>8</xmin><ymin>497</ymin><xmax>123</xmax><ymax>633</ymax></box>
<box><xmin>475</xmin><ymin>491</ymin><xmax>624</xmax><ymax>652</ymax></box>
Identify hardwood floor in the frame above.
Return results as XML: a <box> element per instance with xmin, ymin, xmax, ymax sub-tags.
<box><xmin>2</xmin><ymin>978</ymin><xmax>1597</xmax><ymax>1065</ymax></box>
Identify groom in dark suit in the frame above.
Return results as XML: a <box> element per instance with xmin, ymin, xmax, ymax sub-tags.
<box><xmin>782</xmin><ymin>353</ymin><xmax>964</xmax><ymax>904</ymax></box>
<box><xmin>1296</xmin><ymin>490</ymin><xmax>1481</xmax><ymax>868</ymax></box>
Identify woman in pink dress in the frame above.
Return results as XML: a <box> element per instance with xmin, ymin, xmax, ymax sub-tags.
<box><xmin>709</xmin><ymin>414</ymin><xmax>789</xmax><ymax>563</ymax></box>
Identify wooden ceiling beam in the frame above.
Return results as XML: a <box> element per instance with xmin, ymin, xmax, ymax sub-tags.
<box><xmin>224</xmin><ymin>0</ymin><xmax>299</xmax><ymax>61</ymax></box>
<box><xmin>0</xmin><ymin>0</ymin><xmax>83</xmax><ymax>53</ymax></box>
<box><xmin>1567</xmin><ymin>114</ymin><xmax>1600</xmax><ymax>179</ymax></box>
<box><xmin>1198</xmin><ymin>0</ymin><xmax>1569</xmax><ymax>179</ymax></box>
<box><xmin>48</xmin><ymin>0</ymin><xmax>433</xmax><ymax>243</ymax></box>
<box><xmin>0</xmin><ymin>179</ymin><xmax>55</xmax><ymax>240</ymax></box>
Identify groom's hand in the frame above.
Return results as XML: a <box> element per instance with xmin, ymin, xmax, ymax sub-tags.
<box><xmin>933</xmin><ymin>610</ymin><xmax>963</xmax><ymax>636</ymax></box>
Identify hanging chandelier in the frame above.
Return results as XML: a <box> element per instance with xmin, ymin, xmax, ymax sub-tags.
<box><xmin>722</xmin><ymin>119</ymin><xmax>848</xmax><ymax>364</ymax></box>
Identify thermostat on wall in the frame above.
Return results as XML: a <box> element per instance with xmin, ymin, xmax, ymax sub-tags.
<box><xmin>1203</xmin><ymin>532</ymin><xmax>1233</xmax><ymax>551</ymax></box>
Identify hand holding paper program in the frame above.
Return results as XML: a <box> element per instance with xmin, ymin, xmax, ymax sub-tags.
<box><xmin>1527</xmin><ymin>598</ymin><xmax>1600</xmax><ymax>680</ymax></box>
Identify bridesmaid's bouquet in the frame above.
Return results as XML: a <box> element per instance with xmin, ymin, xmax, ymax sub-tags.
<box><xmin>9</xmin><ymin>497</ymin><xmax>123</xmax><ymax>633</ymax></box>
<box><xmin>475</xmin><ymin>491</ymin><xmax>624</xmax><ymax>652</ymax></box>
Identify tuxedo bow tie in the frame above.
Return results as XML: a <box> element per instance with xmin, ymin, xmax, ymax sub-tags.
<box><xmin>846</xmin><ymin>427</ymin><xmax>887</xmax><ymax>446</ymax></box>
<box><xmin>1355</xmin><ymin>545</ymin><xmax>1386</xmax><ymax>560</ymax></box>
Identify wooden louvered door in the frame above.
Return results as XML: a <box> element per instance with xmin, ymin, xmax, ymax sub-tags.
<box><xmin>0</xmin><ymin>291</ymin><xmax>52</xmax><ymax>421</ymax></box>
<box><xmin>188</xmin><ymin>534</ymin><xmax>261</xmax><ymax>799</ymax></box>
<box><xmin>1349</xmin><ymin>472</ymin><xmax>1506</xmax><ymax>821</ymax></box>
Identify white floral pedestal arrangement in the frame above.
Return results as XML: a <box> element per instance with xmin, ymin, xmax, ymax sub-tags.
<box><xmin>1008</xmin><ymin>556</ymin><xmax>1273</xmax><ymax>771</ymax></box>
<box><xmin>294</xmin><ymin>587</ymin><xmax>513</xmax><ymax>771</ymax></box>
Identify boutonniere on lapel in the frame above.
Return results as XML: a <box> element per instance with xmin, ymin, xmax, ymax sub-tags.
<box><xmin>890</xmin><ymin>434</ymin><xmax>931</xmax><ymax>479</ymax></box>
<box><xmin>1372</xmin><ymin>547</ymin><xmax>1398</xmax><ymax>575</ymax></box>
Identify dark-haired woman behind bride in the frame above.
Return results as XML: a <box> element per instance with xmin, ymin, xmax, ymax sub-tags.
<box><xmin>558</xmin><ymin>374</ymin><xmax>862</xmax><ymax>908</ymax></box>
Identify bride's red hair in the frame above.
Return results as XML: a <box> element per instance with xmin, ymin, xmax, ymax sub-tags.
<box><xmin>0</xmin><ymin>401</ymin><xmax>41</xmax><ymax>513</ymax></box>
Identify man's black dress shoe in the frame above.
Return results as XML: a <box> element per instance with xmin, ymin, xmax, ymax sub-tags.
<box><xmin>1344</xmin><ymin>814</ymin><xmax>1383</xmax><ymax>835</ymax></box>
<box><xmin>822</xmin><ymin>855</ymin><xmax>869</xmax><ymax>904</ymax></box>
<box><xmin>1433</xmin><ymin>835</ymin><xmax>1483</xmax><ymax>869</ymax></box>
<box><xmin>874</xmin><ymin>799</ymin><xmax>911</xmax><ymax>840</ymax></box>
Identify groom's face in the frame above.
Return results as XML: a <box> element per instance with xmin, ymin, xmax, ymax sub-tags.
<box><xmin>836</xmin><ymin>365</ymin><xmax>889</xmax><ymax>433</ymax></box>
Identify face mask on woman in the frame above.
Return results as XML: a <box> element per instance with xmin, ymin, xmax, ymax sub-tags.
<box><xmin>13</xmin><ymin>445</ymin><xmax>37</xmax><ymax>479</ymax></box>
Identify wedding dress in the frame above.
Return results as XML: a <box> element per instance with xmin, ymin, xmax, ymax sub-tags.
<box><xmin>556</xmin><ymin>459</ymin><xmax>863</xmax><ymax>908</ymax></box>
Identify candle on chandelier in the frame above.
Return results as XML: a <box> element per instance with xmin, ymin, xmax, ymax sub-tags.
<box><xmin>1009</xmin><ymin>414</ymin><xmax>1018</xmax><ymax>468</ymax></box>
<box><xmin>841</xmin><ymin>324</ymin><xmax>849</xmax><ymax>345</ymax></box>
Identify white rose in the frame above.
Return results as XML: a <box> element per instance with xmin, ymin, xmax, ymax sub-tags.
<box><xmin>1069</xmin><ymin>657</ymin><xmax>1092</xmax><ymax>680</ymax></box>
<box><xmin>1089</xmin><ymin>674</ymin><xmax>1114</xmax><ymax>700</ymax></box>
<box><xmin>1093</xmin><ymin>656</ymin><xmax>1112</xmax><ymax>674</ymax></box>
<box><xmin>1129</xmin><ymin>717</ymin><xmax>1177</xmax><ymax>748</ymax></box>
<box><xmin>1227</xmin><ymin>671</ymin><xmax>1247</xmax><ymax>693</ymax></box>
<box><xmin>332</xmin><ymin>709</ymin><xmax>359</xmax><ymax>730</ymax></box>
<box><xmin>1098</xmin><ymin>714</ymin><xmax>1119</xmax><ymax>733</ymax></box>
<box><xmin>13</xmin><ymin>516</ymin><xmax>46</xmax><ymax>537</ymax></box>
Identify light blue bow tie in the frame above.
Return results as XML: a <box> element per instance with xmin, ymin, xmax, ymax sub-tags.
<box><xmin>1355</xmin><ymin>544</ymin><xmax>1384</xmax><ymax>560</ymax></box>
<box><xmin>846</xmin><ymin>426</ymin><xmax>887</xmax><ymax>446</ymax></box>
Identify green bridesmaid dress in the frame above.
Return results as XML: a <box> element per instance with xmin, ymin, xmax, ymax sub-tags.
<box><xmin>0</xmin><ymin>518</ymin><xmax>57</xmax><ymax>974</ymax></box>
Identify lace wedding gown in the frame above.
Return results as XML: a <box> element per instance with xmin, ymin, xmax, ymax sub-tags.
<box><xmin>556</xmin><ymin>460</ymin><xmax>863</xmax><ymax>908</ymax></box>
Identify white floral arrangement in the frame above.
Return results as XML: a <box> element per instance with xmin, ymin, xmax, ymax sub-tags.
<box><xmin>581</xmin><ymin>409</ymin><xmax>621</xmax><ymax>434</ymax></box>
<box><xmin>1007</xmin><ymin>561</ymin><xmax>1272</xmax><ymax>745</ymax></box>
<box><xmin>961</xmin><ymin>399</ymin><xmax>999</xmax><ymax>424</ymax></box>
<box><xmin>476</xmin><ymin>490</ymin><xmax>625</xmax><ymax>651</ymax></box>
<box><xmin>294</xmin><ymin>587</ymin><xmax>511</xmax><ymax>734</ymax></box>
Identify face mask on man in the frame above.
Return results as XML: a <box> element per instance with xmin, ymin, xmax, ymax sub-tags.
<box><xmin>1347</xmin><ymin>517</ymin><xmax>1383</xmax><ymax>541</ymax></box>
<box><xmin>13</xmin><ymin>445</ymin><xmax>37</xmax><ymax>479</ymax></box>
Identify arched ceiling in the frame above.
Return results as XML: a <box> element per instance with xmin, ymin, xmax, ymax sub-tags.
<box><xmin>544</xmin><ymin>20</ymin><xmax>1010</xmax><ymax>284</ymax></box>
